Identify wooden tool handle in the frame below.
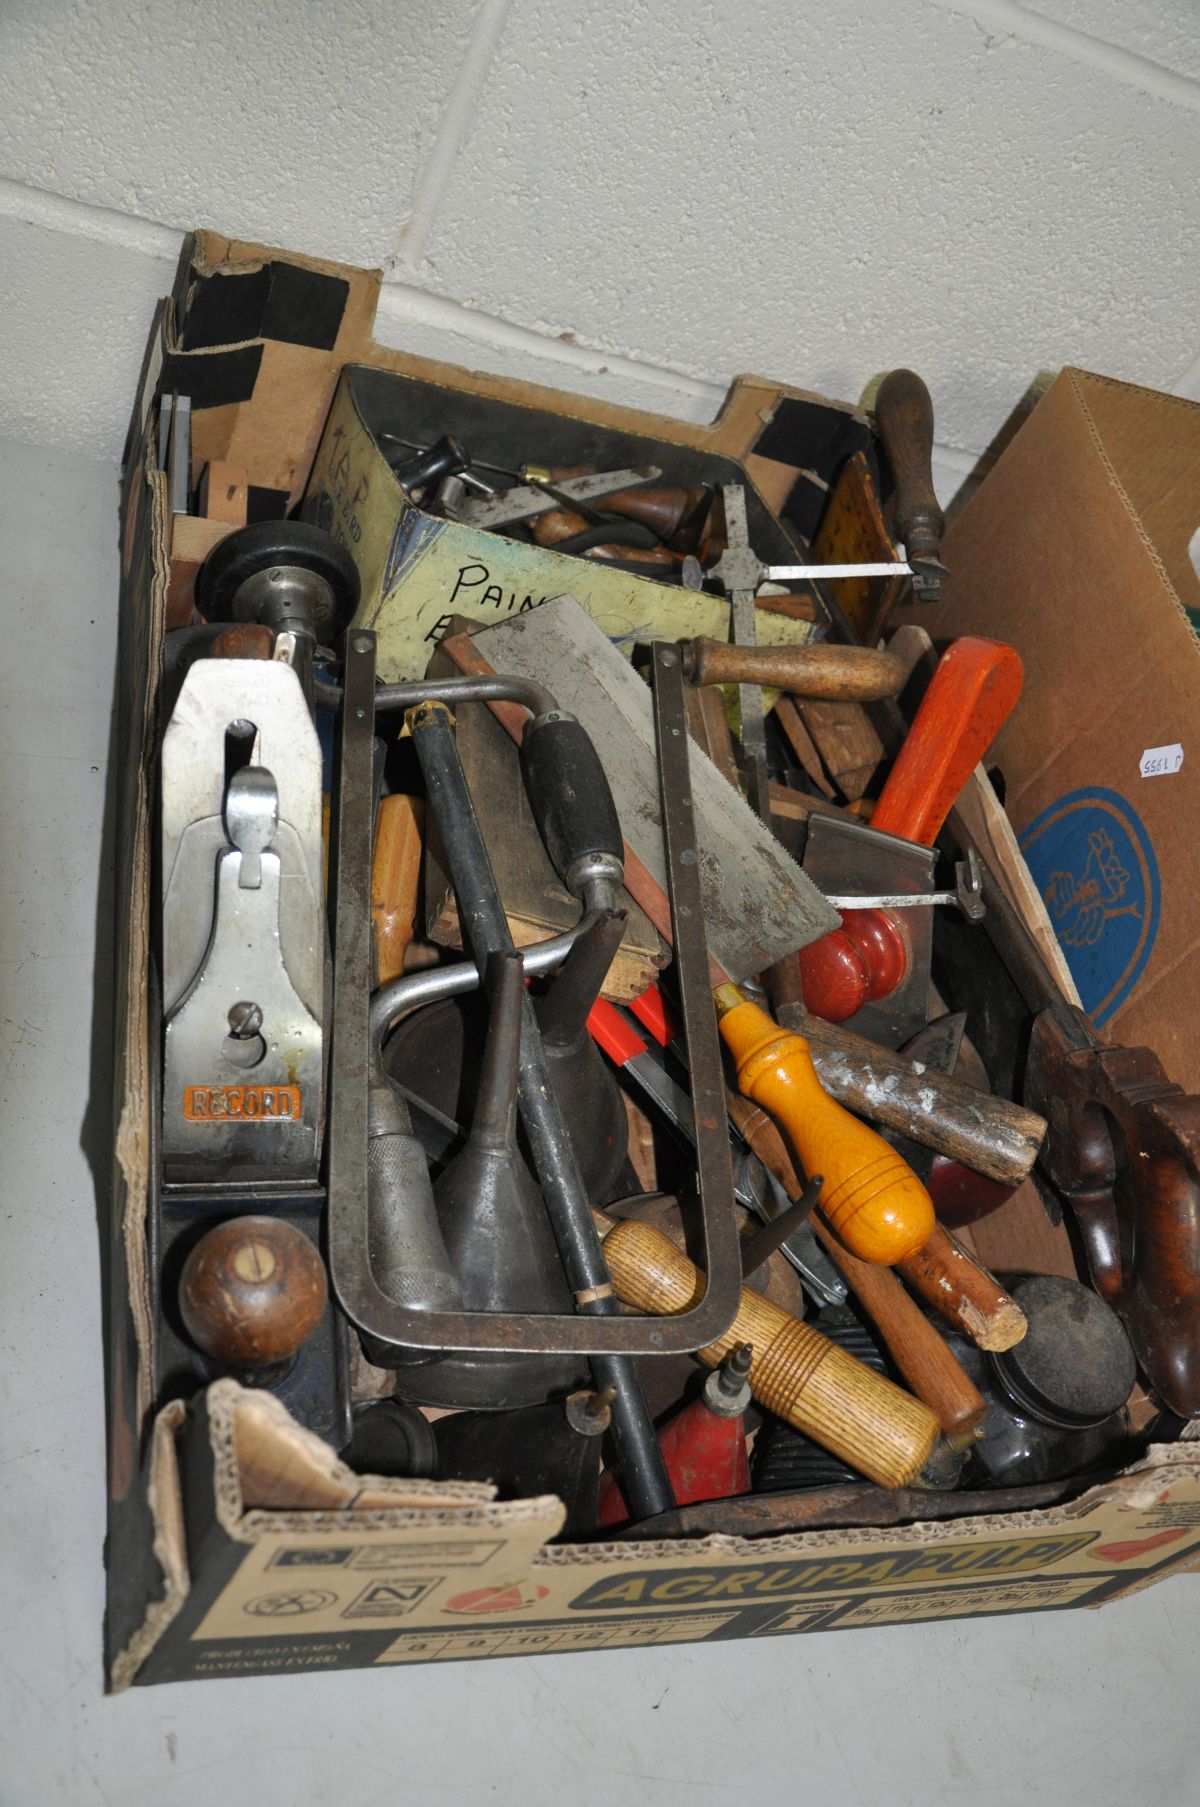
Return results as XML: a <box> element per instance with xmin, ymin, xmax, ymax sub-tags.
<box><xmin>1026</xmin><ymin>1002</ymin><xmax>1200</xmax><ymax>1417</ymax></box>
<box><xmin>686</xmin><ymin>638</ymin><xmax>907</xmax><ymax>702</ymax></box>
<box><xmin>598</xmin><ymin>1216</ymin><xmax>939</xmax><ymax>1488</ymax></box>
<box><xmin>585</xmin><ymin>542</ymin><xmax>681</xmax><ymax>567</ymax></box>
<box><xmin>870</xmin><ymin>636</ymin><xmax>1024</xmax><ymax>847</ymax></box>
<box><xmin>209</xmin><ymin>622</ymin><xmax>274</xmax><ymax>660</ymax></box>
<box><xmin>717</xmin><ymin>989</ymin><xmax>935</xmax><ymax>1265</ymax></box>
<box><xmin>724</xmin><ymin>1088</ymin><xmax>804</xmax><ymax>1198</ymax></box>
<box><xmin>810</xmin><ymin>1216</ymin><xmax>986</xmax><ymax>1445</ymax></box>
<box><xmin>897</xmin><ymin>1225</ymin><xmax>1027</xmax><ymax>1351</ymax></box>
<box><xmin>797</xmin><ymin>1013</ymin><xmax>1046</xmax><ymax>1186</ymax></box>
<box><xmin>371</xmin><ymin>795</ymin><xmax>424</xmax><ymax>986</ymax></box>
<box><xmin>874</xmin><ymin>368</ymin><xmax>944</xmax><ymax>565</ymax></box>
<box><xmin>602</xmin><ymin>483</ymin><xmax>706</xmax><ymax>541</ymax></box>
<box><xmin>533</xmin><ymin>506</ymin><xmax>588</xmax><ymax>547</ymax></box>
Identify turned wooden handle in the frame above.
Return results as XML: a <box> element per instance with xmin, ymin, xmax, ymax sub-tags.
<box><xmin>372</xmin><ymin>795</ymin><xmax>424</xmax><ymax>986</ymax></box>
<box><xmin>897</xmin><ymin>1225</ymin><xmax>1027</xmax><ymax>1352</ymax></box>
<box><xmin>686</xmin><ymin>637</ymin><xmax>907</xmax><ymax>702</ymax></box>
<box><xmin>870</xmin><ymin>636</ymin><xmax>1023</xmax><ymax>847</ymax></box>
<box><xmin>796</xmin><ymin>1013</ymin><xmax>1046</xmax><ymax>1186</ymax></box>
<box><xmin>598</xmin><ymin>1216</ymin><xmax>939</xmax><ymax>1488</ymax></box>
<box><xmin>179</xmin><ymin>1215</ymin><xmax>327</xmax><ymax>1369</ymax></box>
<box><xmin>874</xmin><ymin>368</ymin><xmax>943</xmax><ymax>565</ymax></box>
<box><xmin>602</xmin><ymin>483</ymin><xmax>707</xmax><ymax>542</ymax></box>
<box><xmin>717</xmin><ymin>990</ymin><xmax>935</xmax><ymax>1265</ymax></box>
<box><xmin>810</xmin><ymin>1216</ymin><xmax>986</xmax><ymax>1445</ymax></box>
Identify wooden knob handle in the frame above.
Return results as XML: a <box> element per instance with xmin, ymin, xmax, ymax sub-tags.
<box><xmin>871</xmin><ymin>637</ymin><xmax>1023</xmax><ymax>847</ymax></box>
<box><xmin>371</xmin><ymin>795</ymin><xmax>424</xmax><ymax>987</ymax></box>
<box><xmin>897</xmin><ymin>1225</ymin><xmax>1027</xmax><ymax>1351</ymax></box>
<box><xmin>797</xmin><ymin>907</ymin><xmax>908</xmax><ymax>1024</ymax></box>
<box><xmin>599</xmin><ymin>1217</ymin><xmax>939</xmax><ymax>1488</ymax></box>
<box><xmin>685</xmin><ymin>638</ymin><xmax>907</xmax><ymax>701</ymax></box>
<box><xmin>179</xmin><ymin>1215</ymin><xmax>327</xmax><ymax>1369</ymax></box>
<box><xmin>809</xmin><ymin>1216</ymin><xmax>986</xmax><ymax>1444</ymax></box>
<box><xmin>874</xmin><ymin>368</ymin><xmax>944</xmax><ymax>565</ymax></box>
<box><xmin>717</xmin><ymin>989</ymin><xmax>935</xmax><ymax>1265</ymax></box>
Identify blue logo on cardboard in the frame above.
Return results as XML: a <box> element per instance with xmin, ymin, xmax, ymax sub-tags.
<box><xmin>1018</xmin><ymin>787</ymin><xmax>1160</xmax><ymax>1026</ymax></box>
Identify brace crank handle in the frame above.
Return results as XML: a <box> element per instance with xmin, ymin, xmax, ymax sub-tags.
<box><xmin>520</xmin><ymin>709</ymin><xmax>625</xmax><ymax>901</ymax></box>
<box><xmin>874</xmin><ymin>368</ymin><xmax>944</xmax><ymax>573</ymax></box>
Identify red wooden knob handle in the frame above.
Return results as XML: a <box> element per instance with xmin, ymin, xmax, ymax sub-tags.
<box><xmin>796</xmin><ymin>928</ymin><xmax>870</xmax><ymax>1022</ymax></box>
<box><xmin>798</xmin><ymin>909</ymin><xmax>908</xmax><ymax>1023</ymax></box>
<box><xmin>842</xmin><ymin>909</ymin><xmax>908</xmax><ymax>1000</ymax></box>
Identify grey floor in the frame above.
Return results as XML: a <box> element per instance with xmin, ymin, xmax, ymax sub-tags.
<box><xmin>1</xmin><ymin>437</ymin><xmax>1195</xmax><ymax>1807</ymax></box>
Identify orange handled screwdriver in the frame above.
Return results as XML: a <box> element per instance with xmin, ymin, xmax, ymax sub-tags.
<box><xmin>716</xmin><ymin>986</ymin><xmax>935</xmax><ymax>1265</ymax></box>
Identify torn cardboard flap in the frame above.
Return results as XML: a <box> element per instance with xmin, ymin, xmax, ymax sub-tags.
<box><xmin>1065</xmin><ymin>370</ymin><xmax>1200</xmax><ymax>613</ymax></box>
<box><xmin>205</xmin><ymin>1380</ymin><xmax>496</xmax><ymax>1516</ymax></box>
<box><xmin>170</xmin><ymin>228</ymin><xmax>868</xmax><ymax>516</ymax></box>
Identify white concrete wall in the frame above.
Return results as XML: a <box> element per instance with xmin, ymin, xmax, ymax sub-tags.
<box><xmin>1</xmin><ymin>0</ymin><xmax>1198</xmax><ymax>496</ymax></box>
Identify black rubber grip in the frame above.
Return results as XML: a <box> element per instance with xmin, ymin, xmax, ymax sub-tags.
<box><xmin>521</xmin><ymin>714</ymin><xmax>623</xmax><ymax>880</ymax></box>
<box><xmin>388</xmin><ymin>434</ymin><xmax>469</xmax><ymax>492</ymax></box>
<box><xmin>196</xmin><ymin>519</ymin><xmax>360</xmax><ymax>640</ymax></box>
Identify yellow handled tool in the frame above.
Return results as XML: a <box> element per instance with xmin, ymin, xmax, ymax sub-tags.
<box><xmin>715</xmin><ymin>986</ymin><xmax>935</xmax><ymax>1265</ymax></box>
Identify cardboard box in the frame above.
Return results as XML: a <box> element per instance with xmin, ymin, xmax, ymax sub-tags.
<box><xmin>304</xmin><ymin>364</ymin><xmax>823</xmax><ymax>685</ymax></box>
<box><xmin>107</xmin><ymin>235</ymin><xmax>1200</xmax><ymax>1690</ymax></box>
<box><xmin>911</xmin><ymin>370</ymin><xmax>1200</xmax><ymax>1086</ymax></box>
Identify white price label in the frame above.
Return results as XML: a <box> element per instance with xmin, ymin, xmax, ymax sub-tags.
<box><xmin>1140</xmin><ymin>743</ymin><xmax>1184</xmax><ymax>778</ymax></box>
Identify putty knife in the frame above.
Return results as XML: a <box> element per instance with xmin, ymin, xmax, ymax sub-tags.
<box><xmin>470</xmin><ymin>597</ymin><xmax>840</xmax><ymax>980</ymax></box>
